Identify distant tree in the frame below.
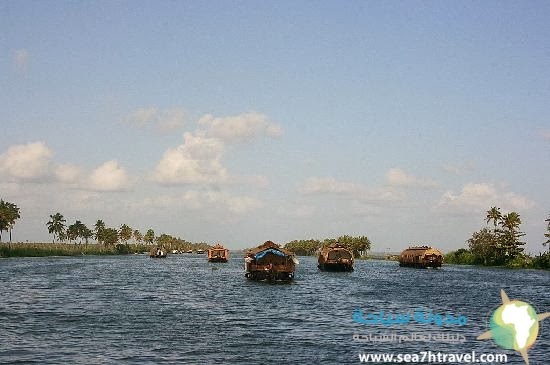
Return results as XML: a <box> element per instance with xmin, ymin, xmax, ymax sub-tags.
<box><xmin>0</xmin><ymin>200</ymin><xmax>21</xmax><ymax>243</ymax></box>
<box><xmin>119</xmin><ymin>224</ymin><xmax>132</xmax><ymax>244</ymax></box>
<box><xmin>499</xmin><ymin>212</ymin><xmax>525</xmax><ymax>259</ymax></box>
<box><xmin>82</xmin><ymin>226</ymin><xmax>93</xmax><ymax>249</ymax></box>
<box><xmin>47</xmin><ymin>212</ymin><xmax>67</xmax><ymax>243</ymax></box>
<box><xmin>485</xmin><ymin>206</ymin><xmax>502</xmax><ymax>230</ymax></box>
<box><xmin>94</xmin><ymin>220</ymin><xmax>106</xmax><ymax>245</ymax></box>
<box><xmin>544</xmin><ymin>214</ymin><xmax>550</xmax><ymax>250</ymax></box>
<box><xmin>67</xmin><ymin>220</ymin><xmax>88</xmax><ymax>244</ymax></box>
<box><xmin>144</xmin><ymin>229</ymin><xmax>155</xmax><ymax>245</ymax></box>
<box><xmin>102</xmin><ymin>228</ymin><xmax>119</xmax><ymax>246</ymax></box>
<box><xmin>468</xmin><ymin>228</ymin><xmax>499</xmax><ymax>265</ymax></box>
<box><xmin>133</xmin><ymin>229</ymin><xmax>143</xmax><ymax>244</ymax></box>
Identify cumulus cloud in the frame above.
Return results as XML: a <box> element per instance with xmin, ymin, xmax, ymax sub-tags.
<box><xmin>300</xmin><ymin>176</ymin><xmax>405</xmax><ymax>203</ymax></box>
<box><xmin>133</xmin><ymin>190</ymin><xmax>262</xmax><ymax>214</ymax></box>
<box><xmin>153</xmin><ymin>132</ymin><xmax>228</xmax><ymax>185</ymax></box>
<box><xmin>13</xmin><ymin>49</ymin><xmax>29</xmax><ymax>72</ymax></box>
<box><xmin>0</xmin><ymin>141</ymin><xmax>53</xmax><ymax>181</ymax></box>
<box><xmin>54</xmin><ymin>163</ymin><xmax>82</xmax><ymax>184</ymax></box>
<box><xmin>386</xmin><ymin>168</ymin><xmax>438</xmax><ymax>188</ymax></box>
<box><xmin>436</xmin><ymin>182</ymin><xmax>535</xmax><ymax>213</ymax></box>
<box><xmin>86</xmin><ymin>160</ymin><xmax>131</xmax><ymax>192</ymax></box>
<box><xmin>198</xmin><ymin>112</ymin><xmax>282</xmax><ymax>142</ymax></box>
<box><xmin>123</xmin><ymin>107</ymin><xmax>186</xmax><ymax>131</ymax></box>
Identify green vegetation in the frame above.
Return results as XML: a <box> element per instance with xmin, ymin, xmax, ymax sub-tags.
<box><xmin>0</xmin><ymin>202</ymin><xmax>212</xmax><ymax>258</ymax></box>
<box><xmin>445</xmin><ymin>208</ymin><xmax>550</xmax><ymax>269</ymax></box>
<box><xmin>284</xmin><ymin>235</ymin><xmax>372</xmax><ymax>258</ymax></box>
<box><xmin>0</xmin><ymin>199</ymin><xmax>21</xmax><ymax>243</ymax></box>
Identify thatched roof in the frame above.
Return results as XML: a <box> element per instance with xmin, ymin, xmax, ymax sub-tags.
<box><xmin>246</xmin><ymin>241</ymin><xmax>293</xmax><ymax>257</ymax></box>
<box><xmin>401</xmin><ymin>246</ymin><xmax>443</xmax><ymax>256</ymax></box>
<box><xmin>210</xmin><ymin>243</ymin><xmax>227</xmax><ymax>250</ymax></box>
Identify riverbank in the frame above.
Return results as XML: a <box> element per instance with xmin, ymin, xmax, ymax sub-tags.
<box><xmin>0</xmin><ymin>242</ymin><xmax>149</xmax><ymax>258</ymax></box>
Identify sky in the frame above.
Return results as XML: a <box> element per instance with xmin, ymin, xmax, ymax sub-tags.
<box><xmin>1</xmin><ymin>1</ymin><xmax>549</xmax><ymax>253</ymax></box>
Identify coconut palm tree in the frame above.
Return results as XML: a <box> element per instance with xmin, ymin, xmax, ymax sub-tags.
<box><xmin>119</xmin><ymin>224</ymin><xmax>132</xmax><ymax>244</ymax></box>
<box><xmin>0</xmin><ymin>200</ymin><xmax>20</xmax><ymax>243</ymax></box>
<box><xmin>500</xmin><ymin>212</ymin><xmax>522</xmax><ymax>234</ymax></box>
<box><xmin>485</xmin><ymin>207</ymin><xmax>502</xmax><ymax>230</ymax></box>
<box><xmin>94</xmin><ymin>220</ymin><xmax>106</xmax><ymax>245</ymax></box>
<box><xmin>47</xmin><ymin>212</ymin><xmax>67</xmax><ymax>243</ymax></box>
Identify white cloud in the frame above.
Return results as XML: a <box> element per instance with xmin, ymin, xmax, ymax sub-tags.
<box><xmin>132</xmin><ymin>190</ymin><xmax>262</xmax><ymax>215</ymax></box>
<box><xmin>198</xmin><ymin>112</ymin><xmax>282</xmax><ymax>142</ymax></box>
<box><xmin>123</xmin><ymin>107</ymin><xmax>186</xmax><ymax>131</ymax></box>
<box><xmin>0</xmin><ymin>141</ymin><xmax>53</xmax><ymax>181</ymax></box>
<box><xmin>386</xmin><ymin>168</ymin><xmax>438</xmax><ymax>188</ymax></box>
<box><xmin>13</xmin><ymin>49</ymin><xmax>29</xmax><ymax>72</ymax></box>
<box><xmin>205</xmin><ymin>191</ymin><xmax>262</xmax><ymax>213</ymax></box>
<box><xmin>86</xmin><ymin>160</ymin><xmax>131</xmax><ymax>192</ymax></box>
<box><xmin>55</xmin><ymin>163</ymin><xmax>82</xmax><ymax>184</ymax></box>
<box><xmin>300</xmin><ymin>176</ymin><xmax>405</xmax><ymax>203</ymax></box>
<box><xmin>153</xmin><ymin>132</ymin><xmax>228</xmax><ymax>185</ymax></box>
<box><xmin>436</xmin><ymin>182</ymin><xmax>535</xmax><ymax>213</ymax></box>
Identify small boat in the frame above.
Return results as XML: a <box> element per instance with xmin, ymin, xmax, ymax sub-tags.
<box><xmin>185</xmin><ymin>250</ymin><xmax>193</xmax><ymax>254</ymax></box>
<box><xmin>318</xmin><ymin>243</ymin><xmax>354</xmax><ymax>272</ymax></box>
<box><xmin>196</xmin><ymin>249</ymin><xmax>205</xmax><ymax>254</ymax></box>
<box><xmin>207</xmin><ymin>243</ymin><xmax>229</xmax><ymax>263</ymax></box>
<box><xmin>244</xmin><ymin>241</ymin><xmax>297</xmax><ymax>281</ymax></box>
<box><xmin>399</xmin><ymin>246</ymin><xmax>443</xmax><ymax>268</ymax></box>
<box><xmin>150</xmin><ymin>247</ymin><xmax>167</xmax><ymax>258</ymax></box>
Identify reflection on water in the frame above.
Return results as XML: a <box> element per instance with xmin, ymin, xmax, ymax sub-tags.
<box><xmin>0</xmin><ymin>255</ymin><xmax>548</xmax><ymax>364</ymax></box>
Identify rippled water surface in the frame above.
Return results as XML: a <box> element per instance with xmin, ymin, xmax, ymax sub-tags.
<box><xmin>1</xmin><ymin>255</ymin><xmax>549</xmax><ymax>364</ymax></box>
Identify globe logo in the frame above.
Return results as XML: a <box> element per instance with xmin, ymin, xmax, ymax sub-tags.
<box><xmin>477</xmin><ymin>289</ymin><xmax>550</xmax><ymax>365</ymax></box>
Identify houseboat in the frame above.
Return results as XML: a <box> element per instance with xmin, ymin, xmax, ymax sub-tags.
<box><xmin>399</xmin><ymin>246</ymin><xmax>443</xmax><ymax>268</ymax></box>
<box><xmin>244</xmin><ymin>241</ymin><xmax>297</xmax><ymax>281</ymax></box>
<box><xmin>318</xmin><ymin>243</ymin><xmax>354</xmax><ymax>272</ymax></box>
<box><xmin>208</xmin><ymin>243</ymin><xmax>229</xmax><ymax>263</ymax></box>
<box><xmin>150</xmin><ymin>246</ymin><xmax>167</xmax><ymax>258</ymax></box>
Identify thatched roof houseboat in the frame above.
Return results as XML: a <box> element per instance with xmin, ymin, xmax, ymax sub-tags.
<box><xmin>244</xmin><ymin>241</ymin><xmax>297</xmax><ymax>281</ymax></box>
<box><xmin>399</xmin><ymin>246</ymin><xmax>443</xmax><ymax>268</ymax></box>
<box><xmin>318</xmin><ymin>243</ymin><xmax>354</xmax><ymax>272</ymax></box>
<box><xmin>208</xmin><ymin>243</ymin><xmax>229</xmax><ymax>263</ymax></box>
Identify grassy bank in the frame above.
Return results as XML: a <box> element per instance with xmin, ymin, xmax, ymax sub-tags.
<box><xmin>0</xmin><ymin>242</ymin><xmax>150</xmax><ymax>258</ymax></box>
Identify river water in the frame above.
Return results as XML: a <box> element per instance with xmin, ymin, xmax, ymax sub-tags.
<box><xmin>0</xmin><ymin>254</ymin><xmax>548</xmax><ymax>364</ymax></box>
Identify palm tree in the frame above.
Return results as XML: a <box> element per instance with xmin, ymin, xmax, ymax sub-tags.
<box><xmin>47</xmin><ymin>212</ymin><xmax>66</xmax><ymax>243</ymax></box>
<box><xmin>500</xmin><ymin>212</ymin><xmax>522</xmax><ymax>234</ymax></box>
<box><xmin>0</xmin><ymin>200</ymin><xmax>21</xmax><ymax>243</ymax></box>
<box><xmin>144</xmin><ymin>229</ymin><xmax>155</xmax><ymax>245</ymax></box>
<box><xmin>133</xmin><ymin>229</ymin><xmax>143</xmax><ymax>244</ymax></box>
<box><xmin>94</xmin><ymin>220</ymin><xmax>106</xmax><ymax>245</ymax></box>
<box><xmin>119</xmin><ymin>224</ymin><xmax>132</xmax><ymax>244</ymax></box>
<box><xmin>485</xmin><ymin>207</ymin><xmax>502</xmax><ymax>230</ymax></box>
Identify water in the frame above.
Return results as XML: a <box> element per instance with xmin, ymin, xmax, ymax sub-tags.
<box><xmin>0</xmin><ymin>255</ymin><xmax>548</xmax><ymax>364</ymax></box>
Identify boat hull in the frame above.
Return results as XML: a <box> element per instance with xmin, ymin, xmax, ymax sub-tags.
<box><xmin>318</xmin><ymin>262</ymin><xmax>354</xmax><ymax>272</ymax></box>
<box><xmin>208</xmin><ymin>257</ymin><xmax>228</xmax><ymax>263</ymax></box>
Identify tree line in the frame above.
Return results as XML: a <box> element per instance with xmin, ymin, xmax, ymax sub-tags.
<box><xmin>284</xmin><ymin>235</ymin><xmax>372</xmax><ymax>258</ymax></box>
<box><xmin>445</xmin><ymin>207</ymin><xmax>550</xmax><ymax>269</ymax></box>
<box><xmin>46</xmin><ymin>212</ymin><xmax>210</xmax><ymax>251</ymax></box>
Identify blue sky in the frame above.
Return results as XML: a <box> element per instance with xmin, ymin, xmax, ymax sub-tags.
<box><xmin>2</xmin><ymin>1</ymin><xmax>549</xmax><ymax>252</ymax></box>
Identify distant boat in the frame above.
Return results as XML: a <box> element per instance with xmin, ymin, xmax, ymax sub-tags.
<box><xmin>207</xmin><ymin>243</ymin><xmax>229</xmax><ymax>263</ymax></box>
<box><xmin>196</xmin><ymin>249</ymin><xmax>205</xmax><ymax>254</ymax></box>
<box><xmin>185</xmin><ymin>250</ymin><xmax>193</xmax><ymax>254</ymax></box>
<box><xmin>399</xmin><ymin>246</ymin><xmax>443</xmax><ymax>268</ymax></box>
<box><xmin>244</xmin><ymin>241</ymin><xmax>297</xmax><ymax>281</ymax></box>
<box><xmin>150</xmin><ymin>247</ymin><xmax>167</xmax><ymax>258</ymax></box>
<box><xmin>318</xmin><ymin>243</ymin><xmax>354</xmax><ymax>272</ymax></box>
